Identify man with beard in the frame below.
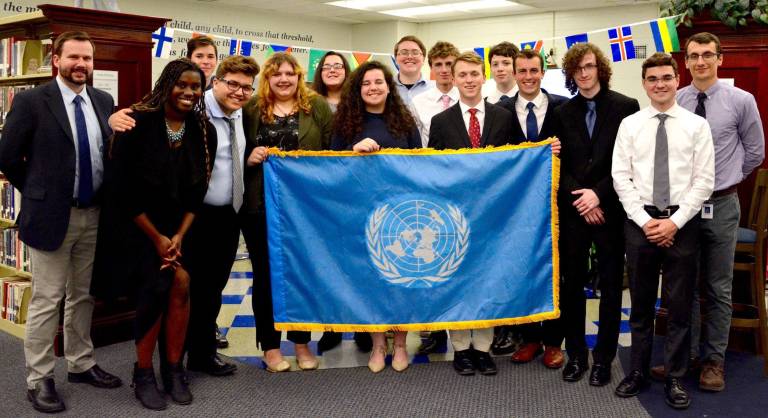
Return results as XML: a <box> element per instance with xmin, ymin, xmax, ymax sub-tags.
<box><xmin>0</xmin><ymin>31</ymin><xmax>122</xmax><ymax>413</ymax></box>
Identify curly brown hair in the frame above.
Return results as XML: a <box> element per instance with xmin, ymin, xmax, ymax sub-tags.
<box><xmin>427</xmin><ymin>41</ymin><xmax>460</xmax><ymax>66</ymax></box>
<box><xmin>256</xmin><ymin>52</ymin><xmax>317</xmax><ymax>124</ymax></box>
<box><xmin>333</xmin><ymin>60</ymin><xmax>417</xmax><ymax>145</ymax></box>
<box><xmin>561</xmin><ymin>43</ymin><xmax>612</xmax><ymax>95</ymax></box>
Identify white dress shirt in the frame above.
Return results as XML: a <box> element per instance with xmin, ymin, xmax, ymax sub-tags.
<box><xmin>514</xmin><ymin>90</ymin><xmax>548</xmax><ymax>137</ymax></box>
<box><xmin>411</xmin><ymin>86</ymin><xmax>459</xmax><ymax>147</ymax></box>
<box><xmin>485</xmin><ymin>84</ymin><xmax>519</xmax><ymax>104</ymax></box>
<box><xmin>459</xmin><ymin>99</ymin><xmax>485</xmax><ymax>136</ymax></box>
<box><xmin>612</xmin><ymin>103</ymin><xmax>715</xmax><ymax>229</ymax></box>
<box><xmin>203</xmin><ymin>89</ymin><xmax>246</xmax><ymax>206</ymax></box>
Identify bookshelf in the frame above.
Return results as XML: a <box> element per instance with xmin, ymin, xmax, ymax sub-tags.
<box><xmin>0</xmin><ymin>4</ymin><xmax>169</xmax><ymax>352</ymax></box>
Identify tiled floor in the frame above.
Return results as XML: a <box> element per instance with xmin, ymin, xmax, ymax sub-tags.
<box><xmin>216</xmin><ymin>257</ymin><xmax>637</xmax><ymax>371</ymax></box>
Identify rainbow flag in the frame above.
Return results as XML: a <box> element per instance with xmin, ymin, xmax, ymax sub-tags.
<box><xmin>472</xmin><ymin>46</ymin><xmax>491</xmax><ymax>79</ymax></box>
<box><xmin>649</xmin><ymin>18</ymin><xmax>680</xmax><ymax>53</ymax></box>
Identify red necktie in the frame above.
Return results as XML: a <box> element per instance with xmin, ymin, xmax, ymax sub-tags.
<box><xmin>468</xmin><ymin>108</ymin><xmax>481</xmax><ymax>148</ymax></box>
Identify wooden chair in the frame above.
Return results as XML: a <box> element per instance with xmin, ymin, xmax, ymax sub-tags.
<box><xmin>733</xmin><ymin>168</ymin><xmax>768</xmax><ymax>375</ymax></box>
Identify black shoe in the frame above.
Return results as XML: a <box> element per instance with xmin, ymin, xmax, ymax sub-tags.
<box><xmin>562</xmin><ymin>358</ymin><xmax>588</xmax><ymax>382</ymax></box>
<box><xmin>589</xmin><ymin>363</ymin><xmax>612</xmax><ymax>386</ymax></box>
<box><xmin>215</xmin><ymin>325</ymin><xmax>229</xmax><ymax>349</ymax></box>
<box><xmin>473</xmin><ymin>351</ymin><xmax>497</xmax><ymax>376</ymax></box>
<box><xmin>161</xmin><ymin>362</ymin><xmax>193</xmax><ymax>405</ymax></box>
<box><xmin>664</xmin><ymin>378</ymin><xmax>691</xmax><ymax>409</ymax></box>
<box><xmin>615</xmin><ymin>370</ymin><xmax>649</xmax><ymax>398</ymax></box>
<box><xmin>68</xmin><ymin>364</ymin><xmax>122</xmax><ymax>388</ymax></box>
<box><xmin>131</xmin><ymin>363</ymin><xmax>167</xmax><ymax>411</ymax></box>
<box><xmin>354</xmin><ymin>332</ymin><xmax>373</xmax><ymax>353</ymax></box>
<box><xmin>317</xmin><ymin>332</ymin><xmax>343</xmax><ymax>353</ymax></box>
<box><xmin>27</xmin><ymin>378</ymin><xmax>65</xmax><ymax>413</ymax></box>
<box><xmin>453</xmin><ymin>349</ymin><xmax>476</xmax><ymax>375</ymax></box>
<box><xmin>187</xmin><ymin>355</ymin><xmax>237</xmax><ymax>376</ymax></box>
<box><xmin>417</xmin><ymin>331</ymin><xmax>447</xmax><ymax>355</ymax></box>
<box><xmin>491</xmin><ymin>326</ymin><xmax>518</xmax><ymax>355</ymax></box>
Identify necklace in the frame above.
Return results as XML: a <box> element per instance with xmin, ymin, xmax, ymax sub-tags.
<box><xmin>274</xmin><ymin>101</ymin><xmax>295</xmax><ymax>116</ymax></box>
<box><xmin>166</xmin><ymin>120</ymin><xmax>185</xmax><ymax>144</ymax></box>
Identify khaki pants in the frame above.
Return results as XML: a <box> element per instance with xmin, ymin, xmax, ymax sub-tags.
<box><xmin>25</xmin><ymin>207</ymin><xmax>99</xmax><ymax>388</ymax></box>
<box><xmin>450</xmin><ymin>327</ymin><xmax>494</xmax><ymax>352</ymax></box>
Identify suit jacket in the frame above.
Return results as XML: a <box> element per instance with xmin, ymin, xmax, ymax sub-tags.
<box><xmin>498</xmin><ymin>89</ymin><xmax>568</xmax><ymax>144</ymax></box>
<box><xmin>241</xmin><ymin>94</ymin><xmax>333</xmax><ymax>213</ymax></box>
<box><xmin>427</xmin><ymin>100</ymin><xmax>514</xmax><ymax>150</ymax></box>
<box><xmin>0</xmin><ymin>80</ymin><xmax>114</xmax><ymax>251</ymax></box>
<box><xmin>555</xmin><ymin>88</ymin><xmax>640</xmax><ymax>224</ymax></box>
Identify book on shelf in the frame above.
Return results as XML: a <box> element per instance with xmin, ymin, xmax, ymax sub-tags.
<box><xmin>0</xmin><ymin>84</ymin><xmax>35</xmax><ymax>127</ymax></box>
<box><xmin>0</xmin><ymin>276</ymin><xmax>31</xmax><ymax>324</ymax></box>
<box><xmin>0</xmin><ymin>179</ymin><xmax>21</xmax><ymax>221</ymax></box>
<box><xmin>0</xmin><ymin>229</ymin><xmax>31</xmax><ymax>274</ymax></box>
<box><xmin>0</xmin><ymin>38</ymin><xmax>48</xmax><ymax>78</ymax></box>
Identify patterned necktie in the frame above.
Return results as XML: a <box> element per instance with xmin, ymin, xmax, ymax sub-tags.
<box><xmin>653</xmin><ymin>114</ymin><xmax>670</xmax><ymax>210</ymax></box>
<box><xmin>468</xmin><ymin>108</ymin><xmax>481</xmax><ymax>148</ymax></box>
<box><xmin>526</xmin><ymin>101</ymin><xmax>538</xmax><ymax>141</ymax></box>
<box><xmin>695</xmin><ymin>92</ymin><xmax>707</xmax><ymax>119</ymax></box>
<box><xmin>73</xmin><ymin>95</ymin><xmax>93</xmax><ymax>206</ymax></box>
<box><xmin>227</xmin><ymin>118</ymin><xmax>244</xmax><ymax>213</ymax></box>
<box><xmin>440</xmin><ymin>94</ymin><xmax>451</xmax><ymax>110</ymax></box>
<box><xmin>585</xmin><ymin>100</ymin><xmax>596</xmax><ymax>139</ymax></box>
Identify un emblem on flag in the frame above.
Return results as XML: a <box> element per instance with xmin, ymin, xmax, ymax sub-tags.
<box><xmin>366</xmin><ymin>200</ymin><xmax>470</xmax><ymax>288</ymax></box>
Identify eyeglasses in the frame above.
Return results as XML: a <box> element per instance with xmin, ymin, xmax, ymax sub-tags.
<box><xmin>644</xmin><ymin>75</ymin><xmax>677</xmax><ymax>84</ymax></box>
<box><xmin>576</xmin><ymin>63</ymin><xmax>598</xmax><ymax>73</ymax></box>
<box><xmin>321</xmin><ymin>63</ymin><xmax>344</xmax><ymax>71</ymax></box>
<box><xmin>397</xmin><ymin>49</ymin><xmax>423</xmax><ymax>57</ymax></box>
<box><xmin>218</xmin><ymin>78</ymin><xmax>254</xmax><ymax>95</ymax></box>
<box><xmin>685</xmin><ymin>52</ymin><xmax>720</xmax><ymax>62</ymax></box>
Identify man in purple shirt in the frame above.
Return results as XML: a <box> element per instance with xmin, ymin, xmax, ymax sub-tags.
<box><xmin>651</xmin><ymin>31</ymin><xmax>765</xmax><ymax>391</ymax></box>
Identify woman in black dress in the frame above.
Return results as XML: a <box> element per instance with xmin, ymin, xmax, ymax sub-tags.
<box><xmin>93</xmin><ymin>58</ymin><xmax>213</xmax><ymax>410</ymax></box>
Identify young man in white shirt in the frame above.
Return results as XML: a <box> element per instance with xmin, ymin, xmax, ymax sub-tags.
<box><xmin>612</xmin><ymin>53</ymin><xmax>714</xmax><ymax>410</ymax></box>
<box><xmin>393</xmin><ymin>35</ymin><xmax>434</xmax><ymax>104</ymax></box>
<box><xmin>411</xmin><ymin>41</ymin><xmax>460</xmax><ymax>148</ymax></box>
<box><xmin>484</xmin><ymin>41</ymin><xmax>519</xmax><ymax>104</ymax></box>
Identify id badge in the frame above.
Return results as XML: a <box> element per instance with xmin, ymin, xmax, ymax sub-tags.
<box><xmin>702</xmin><ymin>203</ymin><xmax>714</xmax><ymax>219</ymax></box>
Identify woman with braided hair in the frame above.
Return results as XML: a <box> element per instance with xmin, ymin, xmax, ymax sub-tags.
<box><xmin>92</xmin><ymin>58</ymin><xmax>215</xmax><ymax>410</ymax></box>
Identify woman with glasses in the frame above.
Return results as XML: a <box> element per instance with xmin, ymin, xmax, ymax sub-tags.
<box><xmin>331</xmin><ymin>60</ymin><xmax>421</xmax><ymax>373</ymax></box>
<box><xmin>242</xmin><ymin>52</ymin><xmax>332</xmax><ymax>372</ymax></box>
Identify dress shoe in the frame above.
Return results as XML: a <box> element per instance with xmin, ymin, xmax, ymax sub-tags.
<box><xmin>664</xmin><ymin>378</ymin><xmax>691</xmax><ymax>409</ymax></box>
<box><xmin>614</xmin><ymin>370</ymin><xmax>649</xmax><ymax>398</ymax></box>
<box><xmin>368</xmin><ymin>345</ymin><xmax>386</xmax><ymax>373</ymax></box>
<box><xmin>453</xmin><ymin>349</ymin><xmax>475</xmax><ymax>376</ymax></box>
<box><xmin>27</xmin><ymin>378</ymin><xmax>65</xmax><ymax>413</ymax></box>
<box><xmin>699</xmin><ymin>359</ymin><xmax>725</xmax><ymax>392</ymax></box>
<box><xmin>562</xmin><ymin>358</ymin><xmax>588</xmax><ymax>382</ymax></box>
<box><xmin>161</xmin><ymin>362</ymin><xmax>192</xmax><ymax>405</ymax></box>
<box><xmin>187</xmin><ymin>355</ymin><xmax>237</xmax><ymax>376</ymax></box>
<box><xmin>491</xmin><ymin>326</ymin><xmax>518</xmax><ymax>355</ymax></box>
<box><xmin>474</xmin><ymin>350</ymin><xmax>497</xmax><ymax>376</ymax></box>
<box><xmin>510</xmin><ymin>343</ymin><xmax>543</xmax><ymax>363</ymax></box>
<box><xmin>391</xmin><ymin>343</ymin><xmax>409</xmax><ymax>372</ymax></box>
<box><xmin>68</xmin><ymin>364</ymin><xmax>122</xmax><ymax>388</ymax></box>
<box><xmin>215</xmin><ymin>325</ymin><xmax>229</xmax><ymax>349</ymax></box>
<box><xmin>542</xmin><ymin>346</ymin><xmax>564</xmax><ymax>369</ymax></box>
<box><xmin>131</xmin><ymin>363</ymin><xmax>167</xmax><ymax>411</ymax></box>
<box><xmin>417</xmin><ymin>331</ymin><xmax>447</xmax><ymax>355</ymax></box>
<box><xmin>589</xmin><ymin>363</ymin><xmax>611</xmax><ymax>386</ymax></box>
<box><xmin>354</xmin><ymin>332</ymin><xmax>373</xmax><ymax>352</ymax></box>
<box><xmin>650</xmin><ymin>356</ymin><xmax>700</xmax><ymax>382</ymax></box>
<box><xmin>317</xmin><ymin>331</ymin><xmax>343</xmax><ymax>353</ymax></box>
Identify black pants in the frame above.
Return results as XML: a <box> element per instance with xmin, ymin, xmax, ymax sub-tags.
<box><xmin>241</xmin><ymin>210</ymin><xmax>310</xmax><ymax>351</ymax></box>
<box><xmin>184</xmin><ymin>204</ymin><xmax>241</xmax><ymax>363</ymax></box>
<box><xmin>518</xmin><ymin>319</ymin><xmax>563</xmax><ymax>347</ymax></box>
<box><xmin>625</xmin><ymin>218</ymin><xmax>699</xmax><ymax>378</ymax></box>
<box><xmin>560</xmin><ymin>216</ymin><xmax>625</xmax><ymax>365</ymax></box>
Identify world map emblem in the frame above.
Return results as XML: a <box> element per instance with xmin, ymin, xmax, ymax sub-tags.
<box><xmin>366</xmin><ymin>200</ymin><xmax>470</xmax><ymax>287</ymax></box>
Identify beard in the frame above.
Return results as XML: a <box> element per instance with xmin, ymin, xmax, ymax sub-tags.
<box><xmin>59</xmin><ymin>66</ymin><xmax>91</xmax><ymax>85</ymax></box>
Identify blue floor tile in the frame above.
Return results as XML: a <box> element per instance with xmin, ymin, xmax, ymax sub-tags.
<box><xmin>221</xmin><ymin>295</ymin><xmax>244</xmax><ymax>305</ymax></box>
<box><xmin>231</xmin><ymin>315</ymin><xmax>255</xmax><ymax>327</ymax></box>
<box><xmin>229</xmin><ymin>271</ymin><xmax>253</xmax><ymax>279</ymax></box>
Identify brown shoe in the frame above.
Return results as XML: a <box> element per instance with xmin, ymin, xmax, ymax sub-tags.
<box><xmin>699</xmin><ymin>360</ymin><xmax>725</xmax><ymax>392</ymax></box>
<box><xmin>542</xmin><ymin>346</ymin><xmax>564</xmax><ymax>369</ymax></box>
<box><xmin>510</xmin><ymin>343</ymin><xmax>542</xmax><ymax>363</ymax></box>
<box><xmin>650</xmin><ymin>364</ymin><xmax>666</xmax><ymax>382</ymax></box>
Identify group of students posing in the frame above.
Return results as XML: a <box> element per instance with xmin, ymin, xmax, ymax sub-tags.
<box><xmin>0</xmin><ymin>27</ymin><xmax>763</xmax><ymax>414</ymax></box>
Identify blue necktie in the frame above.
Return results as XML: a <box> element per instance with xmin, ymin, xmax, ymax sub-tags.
<box><xmin>585</xmin><ymin>100</ymin><xmax>596</xmax><ymax>139</ymax></box>
<box><xmin>73</xmin><ymin>95</ymin><xmax>93</xmax><ymax>206</ymax></box>
<box><xmin>526</xmin><ymin>101</ymin><xmax>538</xmax><ymax>141</ymax></box>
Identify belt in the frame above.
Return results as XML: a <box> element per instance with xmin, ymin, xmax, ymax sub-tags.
<box><xmin>644</xmin><ymin>205</ymin><xmax>680</xmax><ymax>219</ymax></box>
<box><xmin>711</xmin><ymin>185</ymin><xmax>737</xmax><ymax>199</ymax></box>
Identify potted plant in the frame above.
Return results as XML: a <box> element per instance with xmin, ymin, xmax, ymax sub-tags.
<box><xmin>661</xmin><ymin>0</ymin><xmax>768</xmax><ymax>28</ymax></box>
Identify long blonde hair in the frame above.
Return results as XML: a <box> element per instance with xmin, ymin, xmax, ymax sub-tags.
<box><xmin>256</xmin><ymin>52</ymin><xmax>316</xmax><ymax>124</ymax></box>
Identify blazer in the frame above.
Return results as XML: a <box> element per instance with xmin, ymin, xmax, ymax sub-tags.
<box><xmin>0</xmin><ymin>81</ymin><xmax>114</xmax><ymax>251</ymax></box>
<box><xmin>427</xmin><ymin>100</ymin><xmax>514</xmax><ymax>150</ymax></box>
<box><xmin>497</xmin><ymin>89</ymin><xmax>568</xmax><ymax>144</ymax></box>
<box><xmin>241</xmin><ymin>94</ymin><xmax>333</xmax><ymax>213</ymax></box>
<box><xmin>555</xmin><ymin>88</ymin><xmax>640</xmax><ymax>222</ymax></box>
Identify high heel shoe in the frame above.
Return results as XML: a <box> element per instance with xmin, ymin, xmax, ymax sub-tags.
<box><xmin>391</xmin><ymin>343</ymin><xmax>409</xmax><ymax>372</ymax></box>
<box><xmin>368</xmin><ymin>345</ymin><xmax>387</xmax><ymax>373</ymax></box>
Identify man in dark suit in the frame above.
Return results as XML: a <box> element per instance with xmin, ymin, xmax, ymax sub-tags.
<box><xmin>555</xmin><ymin>43</ymin><xmax>640</xmax><ymax>386</ymax></box>
<box><xmin>428</xmin><ymin>51</ymin><xmax>513</xmax><ymax>376</ymax></box>
<box><xmin>498</xmin><ymin>48</ymin><xmax>567</xmax><ymax>369</ymax></box>
<box><xmin>0</xmin><ymin>31</ymin><xmax>122</xmax><ymax>413</ymax></box>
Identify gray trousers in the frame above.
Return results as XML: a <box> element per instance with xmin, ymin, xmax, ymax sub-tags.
<box><xmin>691</xmin><ymin>193</ymin><xmax>739</xmax><ymax>362</ymax></box>
<box><xmin>450</xmin><ymin>328</ymin><xmax>494</xmax><ymax>352</ymax></box>
<box><xmin>25</xmin><ymin>207</ymin><xmax>99</xmax><ymax>388</ymax></box>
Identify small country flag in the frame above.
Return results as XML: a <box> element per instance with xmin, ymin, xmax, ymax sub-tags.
<box><xmin>608</xmin><ymin>26</ymin><xmax>636</xmax><ymax>62</ymax></box>
<box><xmin>151</xmin><ymin>26</ymin><xmax>174</xmax><ymax>58</ymax></box>
<box><xmin>649</xmin><ymin>18</ymin><xmax>680</xmax><ymax>53</ymax></box>
<box><xmin>229</xmin><ymin>39</ymin><xmax>253</xmax><ymax>56</ymax></box>
<box><xmin>565</xmin><ymin>33</ymin><xmax>588</xmax><ymax>50</ymax></box>
<box><xmin>520</xmin><ymin>40</ymin><xmax>543</xmax><ymax>52</ymax></box>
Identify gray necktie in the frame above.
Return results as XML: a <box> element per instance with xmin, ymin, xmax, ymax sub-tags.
<box><xmin>227</xmin><ymin>118</ymin><xmax>244</xmax><ymax>212</ymax></box>
<box><xmin>585</xmin><ymin>100</ymin><xmax>596</xmax><ymax>138</ymax></box>
<box><xmin>653</xmin><ymin>114</ymin><xmax>670</xmax><ymax>210</ymax></box>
